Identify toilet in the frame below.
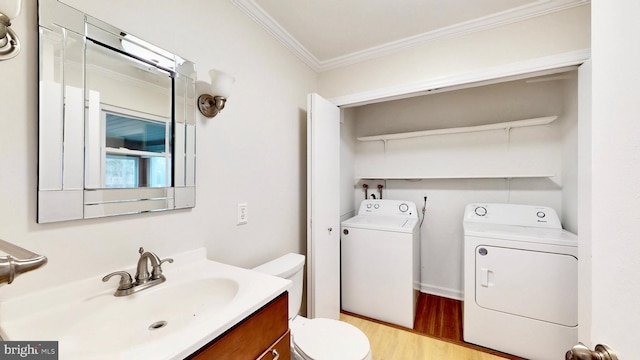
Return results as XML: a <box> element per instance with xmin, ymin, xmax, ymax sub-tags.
<box><xmin>253</xmin><ymin>253</ymin><xmax>372</xmax><ymax>360</ymax></box>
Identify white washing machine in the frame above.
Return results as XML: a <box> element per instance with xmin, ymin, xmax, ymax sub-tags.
<box><xmin>463</xmin><ymin>203</ymin><xmax>578</xmax><ymax>360</ymax></box>
<box><xmin>341</xmin><ymin>199</ymin><xmax>420</xmax><ymax>328</ymax></box>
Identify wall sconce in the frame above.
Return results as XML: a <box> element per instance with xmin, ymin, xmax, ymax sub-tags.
<box><xmin>198</xmin><ymin>69</ymin><xmax>235</xmax><ymax>118</ymax></box>
<box><xmin>0</xmin><ymin>0</ymin><xmax>21</xmax><ymax>60</ymax></box>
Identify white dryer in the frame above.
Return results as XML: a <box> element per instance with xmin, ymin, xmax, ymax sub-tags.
<box><xmin>463</xmin><ymin>203</ymin><xmax>578</xmax><ymax>360</ymax></box>
<box><xmin>341</xmin><ymin>199</ymin><xmax>420</xmax><ymax>328</ymax></box>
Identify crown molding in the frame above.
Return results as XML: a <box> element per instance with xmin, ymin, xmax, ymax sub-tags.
<box><xmin>232</xmin><ymin>0</ymin><xmax>590</xmax><ymax>73</ymax></box>
<box><xmin>231</xmin><ymin>0</ymin><xmax>322</xmax><ymax>71</ymax></box>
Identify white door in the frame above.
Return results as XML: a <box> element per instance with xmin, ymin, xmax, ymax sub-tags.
<box><xmin>475</xmin><ymin>246</ymin><xmax>578</xmax><ymax>327</ymax></box>
<box><xmin>307</xmin><ymin>93</ymin><xmax>341</xmax><ymax>319</ymax></box>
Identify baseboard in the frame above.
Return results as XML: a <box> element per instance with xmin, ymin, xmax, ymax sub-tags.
<box><xmin>419</xmin><ymin>283</ymin><xmax>464</xmax><ymax>301</ymax></box>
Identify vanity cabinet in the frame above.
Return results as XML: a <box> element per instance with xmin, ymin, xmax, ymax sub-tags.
<box><xmin>187</xmin><ymin>292</ymin><xmax>290</xmax><ymax>360</ymax></box>
<box><xmin>257</xmin><ymin>330</ymin><xmax>291</xmax><ymax>360</ymax></box>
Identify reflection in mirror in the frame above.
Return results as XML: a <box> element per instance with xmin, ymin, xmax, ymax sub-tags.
<box><xmin>84</xmin><ymin>38</ymin><xmax>172</xmax><ymax>189</ymax></box>
<box><xmin>102</xmin><ymin>109</ymin><xmax>171</xmax><ymax>188</ymax></box>
<box><xmin>37</xmin><ymin>0</ymin><xmax>196</xmax><ymax>223</ymax></box>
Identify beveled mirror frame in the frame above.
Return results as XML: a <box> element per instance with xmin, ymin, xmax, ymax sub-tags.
<box><xmin>37</xmin><ymin>0</ymin><xmax>197</xmax><ymax>223</ymax></box>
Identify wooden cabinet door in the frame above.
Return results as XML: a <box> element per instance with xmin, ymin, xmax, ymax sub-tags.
<box><xmin>258</xmin><ymin>330</ymin><xmax>291</xmax><ymax>360</ymax></box>
<box><xmin>187</xmin><ymin>292</ymin><xmax>289</xmax><ymax>360</ymax></box>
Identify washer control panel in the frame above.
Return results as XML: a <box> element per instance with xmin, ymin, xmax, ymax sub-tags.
<box><xmin>358</xmin><ymin>199</ymin><xmax>418</xmax><ymax>218</ymax></box>
<box><xmin>463</xmin><ymin>203</ymin><xmax>562</xmax><ymax>229</ymax></box>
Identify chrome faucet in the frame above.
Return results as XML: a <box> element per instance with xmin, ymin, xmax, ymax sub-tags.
<box><xmin>0</xmin><ymin>239</ymin><xmax>47</xmax><ymax>286</ymax></box>
<box><xmin>102</xmin><ymin>247</ymin><xmax>173</xmax><ymax>297</ymax></box>
<box><xmin>135</xmin><ymin>248</ymin><xmax>174</xmax><ymax>284</ymax></box>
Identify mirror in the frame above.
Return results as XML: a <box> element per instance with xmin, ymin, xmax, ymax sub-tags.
<box><xmin>37</xmin><ymin>0</ymin><xmax>197</xmax><ymax>223</ymax></box>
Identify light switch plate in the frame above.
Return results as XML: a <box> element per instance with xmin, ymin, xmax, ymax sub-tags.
<box><xmin>237</xmin><ymin>203</ymin><xmax>248</xmax><ymax>225</ymax></box>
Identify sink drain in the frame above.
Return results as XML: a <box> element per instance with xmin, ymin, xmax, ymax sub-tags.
<box><xmin>148</xmin><ymin>320</ymin><xmax>168</xmax><ymax>331</ymax></box>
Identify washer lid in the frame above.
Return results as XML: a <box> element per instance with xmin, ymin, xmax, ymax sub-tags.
<box><xmin>293</xmin><ymin>319</ymin><xmax>370</xmax><ymax>360</ymax></box>
<box><xmin>342</xmin><ymin>215</ymin><xmax>418</xmax><ymax>233</ymax></box>
<box><xmin>464</xmin><ymin>222</ymin><xmax>577</xmax><ymax>247</ymax></box>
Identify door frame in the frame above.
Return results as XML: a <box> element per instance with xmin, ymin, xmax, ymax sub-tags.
<box><xmin>307</xmin><ymin>48</ymin><xmax>591</xmax><ymax>323</ymax></box>
<box><xmin>330</xmin><ymin>49</ymin><xmax>590</xmax><ymax>108</ymax></box>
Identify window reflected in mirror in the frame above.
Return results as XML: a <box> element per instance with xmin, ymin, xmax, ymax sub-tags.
<box><xmin>104</xmin><ymin>112</ymin><xmax>171</xmax><ymax>188</ymax></box>
<box><xmin>84</xmin><ymin>40</ymin><xmax>173</xmax><ymax>190</ymax></box>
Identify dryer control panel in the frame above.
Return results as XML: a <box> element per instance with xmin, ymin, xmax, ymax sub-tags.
<box><xmin>357</xmin><ymin>199</ymin><xmax>418</xmax><ymax>218</ymax></box>
<box><xmin>464</xmin><ymin>203</ymin><xmax>562</xmax><ymax>229</ymax></box>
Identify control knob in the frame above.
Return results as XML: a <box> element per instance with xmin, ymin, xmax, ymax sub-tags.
<box><xmin>474</xmin><ymin>206</ymin><xmax>487</xmax><ymax>217</ymax></box>
<box><xmin>399</xmin><ymin>203</ymin><xmax>409</xmax><ymax>213</ymax></box>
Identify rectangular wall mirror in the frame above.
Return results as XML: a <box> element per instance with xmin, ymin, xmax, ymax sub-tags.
<box><xmin>37</xmin><ymin>0</ymin><xmax>197</xmax><ymax>223</ymax></box>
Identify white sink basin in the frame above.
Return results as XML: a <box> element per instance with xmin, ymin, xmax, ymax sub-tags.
<box><xmin>61</xmin><ymin>277</ymin><xmax>240</xmax><ymax>355</ymax></box>
<box><xmin>0</xmin><ymin>248</ymin><xmax>290</xmax><ymax>360</ymax></box>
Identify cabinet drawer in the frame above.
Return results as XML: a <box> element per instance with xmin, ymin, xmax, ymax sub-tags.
<box><xmin>258</xmin><ymin>330</ymin><xmax>291</xmax><ymax>360</ymax></box>
<box><xmin>187</xmin><ymin>292</ymin><xmax>288</xmax><ymax>360</ymax></box>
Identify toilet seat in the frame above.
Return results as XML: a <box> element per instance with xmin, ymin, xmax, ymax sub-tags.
<box><xmin>292</xmin><ymin>318</ymin><xmax>371</xmax><ymax>360</ymax></box>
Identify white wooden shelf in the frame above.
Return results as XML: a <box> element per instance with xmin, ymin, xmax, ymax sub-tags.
<box><xmin>356</xmin><ymin>174</ymin><xmax>555</xmax><ymax>181</ymax></box>
<box><xmin>357</xmin><ymin>116</ymin><xmax>557</xmax><ymax>142</ymax></box>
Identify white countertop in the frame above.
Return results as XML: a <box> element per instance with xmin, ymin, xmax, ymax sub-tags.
<box><xmin>0</xmin><ymin>248</ymin><xmax>291</xmax><ymax>359</ymax></box>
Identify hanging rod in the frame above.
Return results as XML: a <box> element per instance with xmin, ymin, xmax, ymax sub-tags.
<box><xmin>356</xmin><ymin>116</ymin><xmax>557</xmax><ymax>142</ymax></box>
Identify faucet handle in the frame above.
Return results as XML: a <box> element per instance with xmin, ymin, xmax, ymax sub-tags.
<box><xmin>102</xmin><ymin>271</ymin><xmax>134</xmax><ymax>290</ymax></box>
<box><xmin>151</xmin><ymin>258</ymin><xmax>174</xmax><ymax>279</ymax></box>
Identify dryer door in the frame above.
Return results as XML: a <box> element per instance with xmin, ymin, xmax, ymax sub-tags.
<box><xmin>475</xmin><ymin>245</ymin><xmax>577</xmax><ymax>327</ymax></box>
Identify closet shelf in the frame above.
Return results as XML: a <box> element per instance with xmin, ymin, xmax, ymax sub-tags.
<box><xmin>356</xmin><ymin>116</ymin><xmax>557</xmax><ymax>142</ymax></box>
<box><xmin>356</xmin><ymin>174</ymin><xmax>555</xmax><ymax>181</ymax></box>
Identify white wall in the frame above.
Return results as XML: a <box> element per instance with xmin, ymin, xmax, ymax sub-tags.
<box><xmin>318</xmin><ymin>5</ymin><xmax>590</xmax><ymax>99</ymax></box>
<box><xmin>0</xmin><ymin>0</ymin><xmax>316</xmax><ymax>300</ymax></box>
<box><xmin>345</xmin><ymin>77</ymin><xmax>578</xmax><ymax>299</ymax></box>
<box><xmin>590</xmin><ymin>1</ymin><xmax>640</xmax><ymax>356</ymax></box>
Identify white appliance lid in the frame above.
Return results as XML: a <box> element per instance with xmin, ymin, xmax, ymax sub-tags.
<box><xmin>464</xmin><ymin>222</ymin><xmax>577</xmax><ymax>247</ymax></box>
<box><xmin>342</xmin><ymin>215</ymin><xmax>418</xmax><ymax>233</ymax></box>
<box><xmin>293</xmin><ymin>319</ymin><xmax>370</xmax><ymax>360</ymax></box>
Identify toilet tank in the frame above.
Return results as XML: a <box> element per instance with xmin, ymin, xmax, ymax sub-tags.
<box><xmin>252</xmin><ymin>253</ymin><xmax>305</xmax><ymax>319</ymax></box>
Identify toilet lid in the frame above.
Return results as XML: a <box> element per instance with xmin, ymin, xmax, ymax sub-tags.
<box><xmin>293</xmin><ymin>318</ymin><xmax>370</xmax><ymax>360</ymax></box>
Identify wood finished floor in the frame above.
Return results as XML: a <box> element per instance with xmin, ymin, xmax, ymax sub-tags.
<box><xmin>342</xmin><ymin>293</ymin><xmax>527</xmax><ymax>360</ymax></box>
<box><xmin>341</xmin><ymin>313</ymin><xmax>507</xmax><ymax>360</ymax></box>
<box><xmin>413</xmin><ymin>293</ymin><xmax>526</xmax><ymax>360</ymax></box>
<box><xmin>414</xmin><ymin>292</ymin><xmax>463</xmax><ymax>341</ymax></box>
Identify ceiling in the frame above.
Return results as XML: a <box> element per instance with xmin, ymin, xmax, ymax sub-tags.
<box><xmin>231</xmin><ymin>0</ymin><xmax>588</xmax><ymax>72</ymax></box>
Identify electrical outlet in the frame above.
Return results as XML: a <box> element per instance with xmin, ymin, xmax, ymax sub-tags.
<box><xmin>237</xmin><ymin>203</ymin><xmax>248</xmax><ymax>225</ymax></box>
